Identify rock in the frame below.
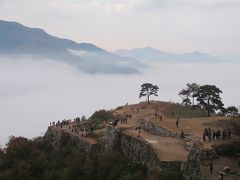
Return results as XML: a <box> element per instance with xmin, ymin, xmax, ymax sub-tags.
<box><xmin>223</xmin><ymin>166</ymin><xmax>231</xmax><ymax>173</ymax></box>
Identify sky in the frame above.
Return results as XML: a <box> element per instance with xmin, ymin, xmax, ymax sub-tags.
<box><xmin>0</xmin><ymin>0</ymin><xmax>240</xmax><ymax>54</ymax></box>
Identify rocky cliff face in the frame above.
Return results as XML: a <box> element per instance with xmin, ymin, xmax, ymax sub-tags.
<box><xmin>119</xmin><ymin>132</ymin><xmax>182</xmax><ymax>170</ymax></box>
<box><xmin>44</xmin><ymin>127</ymin><xmax>99</xmax><ymax>153</ymax></box>
<box><xmin>100</xmin><ymin>126</ymin><xmax>121</xmax><ymax>153</ymax></box>
<box><xmin>140</xmin><ymin>118</ymin><xmax>181</xmax><ymax>138</ymax></box>
<box><xmin>45</xmin><ymin>126</ymin><xmax>182</xmax><ymax>172</ymax></box>
<box><xmin>136</xmin><ymin>119</ymin><xmax>220</xmax><ymax>179</ymax></box>
<box><xmin>45</xmin><ymin>125</ymin><xmax>220</xmax><ymax>179</ymax></box>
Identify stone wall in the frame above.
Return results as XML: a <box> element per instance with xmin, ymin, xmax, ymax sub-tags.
<box><xmin>199</xmin><ymin>148</ymin><xmax>218</xmax><ymax>160</ymax></box>
<box><xmin>100</xmin><ymin>126</ymin><xmax>121</xmax><ymax>153</ymax></box>
<box><xmin>138</xmin><ymin>118</ymin><xmax>219</xmax><ymax>179</ymax></box>
<box><xmin>181</xmin><ymin>143</ymin><xmax>205</xmax><ymax>180</ymax></box>
<box><xmin>140</xmin><ymin>119</ymin><xmax>181</xmax><ymax>138</ymax></box>
<box><xmin>139</xmin><ymin>118</ymin><xmax>196</xmax><ymax>151</ymax></box>
<box><xmin>45</xmin><ymin>126</ymin><xmax>181</xmax><ymax>171</ymax></box>
<box><xmin>120</xmin><ymin>131</ymin><xmax>182</xmax><ymax>170</ymax></box>
<box><xmin>44</xmin><ymin>127</ymin><xmax>99</xmax><ymax>153</ymax></box>
<box><xmin>100</xmin><ymin>126</ymin><xmax>182</xmax><ymax>170</ymax></box>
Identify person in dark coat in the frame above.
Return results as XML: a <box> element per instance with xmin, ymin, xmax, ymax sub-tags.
<box><xmin>208</xmin><ymin>161</ymin><xmax>213</xmax><ymax>174</ymax></box>
<box><xmin>220</xmin><ymin>172</ymin><xmax>224</xmax><ymax>180</ymax></box>
<box><xmin>176</xmin><ymin>117</ymin><xmax>179</xmax><ymax>128</ymax></box>
<box><xmin>227</xmin><ymin>129</ymin><xmax>231</xmax><ymax>139</ymax></box>
<box><xmin>203</xmin><ymin>130</ymin><xmax>206</xmax><ymax>142</ymax></box>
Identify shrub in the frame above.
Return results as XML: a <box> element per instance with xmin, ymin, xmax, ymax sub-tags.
<box><xmin>90</xmin><ymin>110</ymin><xmax>114</xmax><ymax>122</ymax></box>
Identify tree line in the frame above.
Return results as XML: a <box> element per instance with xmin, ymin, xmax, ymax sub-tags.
<box><xmin>139</xmin><ymin>82</ymin><xmax>239</xmax><ymax>117</ymax></box>
<box><xmin>0</xmin><ymin>136</ymin><xmax>183</xmax><ymax>180</ymax></box>
<box><xmin>178</xmin><ymin>82</ymin><xmax>238</xmax><ymax>117</ymax></box>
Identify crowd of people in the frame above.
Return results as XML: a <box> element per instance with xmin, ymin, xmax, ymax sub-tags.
<box><xmin>202</xmin><ymin>127</ymin><xmax>231</xmax><ymax>142</ymax></box>
<box><xmin>49</xmin><ymin>118</ymin><xmax>93</xmax><ymax>138</ymax></box>
<box><xmin>148</xmin><ymin>112</ymin><xmax>163</xmax><ymax>121</ymax></box>
<box><xmin>50</xmin><ymin>119</ymin><xmax>71</xmax><ymax>128</ymax></box>
<box><xmin>120</xmin><ymin>113</ymin><xmax>132</xmax><ymax>124</ymax></box>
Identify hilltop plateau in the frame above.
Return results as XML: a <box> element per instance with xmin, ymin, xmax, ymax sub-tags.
<box><xmin>1</xmin><ymin>101</ymin><xmax>240</xmax><ymax>180</ymax></box>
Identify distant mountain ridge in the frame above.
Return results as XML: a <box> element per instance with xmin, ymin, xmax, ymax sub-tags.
<box><xmin>115</xmin><ymin>47</ymin><xmax>223</xmax><ymax>63</ymax></box>
<box><xmin>0</xmin><ymin>20</ymin><xmax>103</xmax><ymax>54</ymax></box>
<box><xmin>0</xmin><ymin>20</ymin><xmax>140</xmax><ymax>74</ymax></box>
<box><xmin>0</xmin><ymin>20</ymin><xmax>237</xmax><ymax>74</ymax></box>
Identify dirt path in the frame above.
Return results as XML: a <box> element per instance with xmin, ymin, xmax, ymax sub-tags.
<box><xmin>123</xmin><ymin>129</ymin><xmax>188</xmax><ymax>161</ymax></box>
<box><xmin>49</xmin><ymin>101</ymin><xmax>240</xmax><ymax>180</ymax></box>
<box><xmin>201</xmin><ymin>156</ymin><xmax>240</xmax><ymax>180</ymax></box>
<box><xmin>61</xmin><ymin>125</ymin><xmax>97</xmax><ymax>144</ymax></box>
<box><xmin>114</xmin><ymin>103</ymin><xmax>233</xmax><ymax>149</ymax></box>
<box><xmin>114</xmin><ymin>104</ymin><xmax>190</xmax><ymax>161</ymax></box>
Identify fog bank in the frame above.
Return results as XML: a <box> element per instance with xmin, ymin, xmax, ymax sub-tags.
<box><xmin>0</xmin><ymin>58</ymin><xmax>239</xmax><ymax>146</ymax></box>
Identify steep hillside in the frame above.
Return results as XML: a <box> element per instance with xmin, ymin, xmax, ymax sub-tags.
<box><xmin>0</xmin><ymin>20</ymin><xmax>141</xmax><ymax>74</ymax></box>
<box><xmin>0</xmin><ymin>20</ymin><xmax>102</xmax><ymax>54</ymax></box>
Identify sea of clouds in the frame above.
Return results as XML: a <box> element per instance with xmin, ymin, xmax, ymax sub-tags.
<box><xmin>0</xmin><ymin>57</ymin><xmax>239</xmax><ymax>146</ymax></box>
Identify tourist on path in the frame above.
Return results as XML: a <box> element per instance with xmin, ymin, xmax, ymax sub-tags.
<box><xmin>136</xmin><ymin>127</ymin><xmax>141</xmax><ymax>137</ymax></box>
<box><xmin>176</xmin><ymin>117</ymin><xmax>179</xmax><ymax>128</ymax></box>
<box><xmin>216</xmin><ymin>129</ymin><xmax>221</xmax><ymax>139</ymax></box>
<box><xmin>208</xmin><ymin>129</ymin><xmax>212</xmax><ymax>142</ymax></box>
<box><xmin>212</xmin><ymin>130</ymin><xmax>216</xmax><ymax>141</ymax></box>
<box><xmin>220</xmin><ymin>173</ymin><xmax>224</xmax><ymax>180</ymax></box>
<box><xmin>227</xmin><ymin>129</ymin><xmax>231</xmax><ymax>139</ymax></box>
<box><xmin>203</xmin><ymin>130</ymin><xmax>206</xmax><ymax>142</ymax></box>
<box><xmin>208</xmin><ymin>160</ymin><xmax>213</xmax><ymax>174</ymax></box>
<box><xmin>181</xmin><ymin>131</ymin><xmax>185</xmax><ymax>139</ymax></box>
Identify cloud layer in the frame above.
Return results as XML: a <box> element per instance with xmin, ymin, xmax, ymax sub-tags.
<box><xmin>0</xmin><ymin>57</ymin><xmax>240</xmax><ymax>146</ymax></box>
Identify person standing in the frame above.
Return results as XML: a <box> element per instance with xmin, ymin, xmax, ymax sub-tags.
<box><xmin>212</xmin><ymin>130</ymin><xmax>216</xmax><ymax>141</ymax></box>
<box><xmin>220</xmin><ymin>172</ymin><xmax>224</xmax><ymax>180</ymax></box>
<box><xmin>181</xmin><ymin>131</ymin><xmax>185</xmax><ymax>139</ymax></box>
<box><xmin>208</xmin><ymin>160</ymin><xmax>213</xmax><ymax>174</ymax></box>
<box><xmin>137</xmin><ymin>127</ymin><xmax>141</xmax><ymax>137</ymax></box>
<box><xmin>203</xmin><ymin>130</ymin><xmax>206</xmax><ymax>142</ymax></box>
<box><xmin>227</xmin><ymin>129</ymin><xmax>231</xmax><ymax>139</ymax></box>
<box><xmin>176</xmin><ymin>117</ymin><xmax>179</xmax><ymax>128</ymax></box>
<box><xmin>208</xmin><ymin>129</ymin><xmax>212</xmax><ymax>143</ymax></box>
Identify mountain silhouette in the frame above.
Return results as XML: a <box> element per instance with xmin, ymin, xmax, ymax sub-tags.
<box><xmin>0</xmin><ymin>20</ymin><xmax>140</xmax><ymax>74</ymax></box>
<box><xmin>115</xmin><ymin>47</ymin><xmax>223</xmax><ymax>63</ymax></box>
